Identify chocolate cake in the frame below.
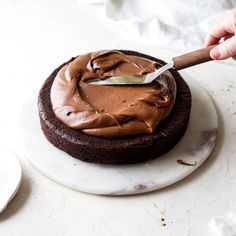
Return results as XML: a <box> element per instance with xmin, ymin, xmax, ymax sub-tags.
<box><xmin>38</xmin><ymin>50</ymin><xmax>191</xmax><ymax>164</ymax></box>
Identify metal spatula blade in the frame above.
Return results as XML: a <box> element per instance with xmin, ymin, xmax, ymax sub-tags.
<box><xmin>89</xmin><ymin>62</ymin><xmax>173</xmax><ymax>85</ymax></box>
<box><xmin>89</xmin><ymin>74</ymin><xmax>148</xmax><ymax>85</ymax></box>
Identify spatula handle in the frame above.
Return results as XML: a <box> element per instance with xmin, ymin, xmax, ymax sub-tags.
<box><xmin>172</xmin><ymin>45</ymin><xmax>216</xmax><ymax>70</ymax></box>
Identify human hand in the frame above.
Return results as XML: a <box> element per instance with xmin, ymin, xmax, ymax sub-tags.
<box><xmin>205</xmin><ymin>9</ymin><xmax>236</xmax><ymax>60</ymax></box>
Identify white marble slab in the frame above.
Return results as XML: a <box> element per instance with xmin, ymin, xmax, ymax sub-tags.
<box><xmin>22</xmin><ymin>77</ymin><xmax>218</xmax><ymax>195</ymax></box>
<box><xmin>0</xmin><ymin>150</ymin><xmax>22</xmax><ymax>213</ymax></box>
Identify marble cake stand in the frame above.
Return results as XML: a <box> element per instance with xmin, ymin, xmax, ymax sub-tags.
<box><xmin>22</xmin><ymin>77</ymin><xmax>218</xmax><ymax>195</ymax></box>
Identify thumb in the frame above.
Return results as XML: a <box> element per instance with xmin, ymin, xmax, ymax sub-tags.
<box><xmin>210</xmin><ymin>36</ymin><xmax>236</xmax><ymax>60</ymax></box>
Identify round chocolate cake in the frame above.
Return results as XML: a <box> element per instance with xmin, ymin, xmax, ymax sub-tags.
<box><xmin>38</xmin><ymin>50</ymin><xmax>191</xmax><ymax>164</ymax></box>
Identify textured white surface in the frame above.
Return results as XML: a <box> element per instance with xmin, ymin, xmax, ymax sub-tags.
<box><xmin>209</xmin><ymin>211</ymin><xmax>236</xmax><ymax>236</ymax></box>
<box><xmin>0</xmin><ymin>150</ymin><xmax>22</xmax><ymax>214</ymax></box>
<box><xmin>22</xmin><ymin>78</ymin><xmax>217</xmax><ymax>195</ymax></box>
<box><xmin>0</xmin><ymin>1</ymin><xmax>236</xmax><ymax>235</ymax></box>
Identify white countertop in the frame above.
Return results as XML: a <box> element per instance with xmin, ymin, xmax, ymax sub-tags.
<box><xmin>0</xmin><ymin>1</ymin><xmax>236</xmax><ymax>235</ymax></box>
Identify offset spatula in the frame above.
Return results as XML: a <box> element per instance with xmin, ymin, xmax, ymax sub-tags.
<box><xmin>89</xmin><ymin>45</ymin><xmax>215</xmax><ymax>85</ymax></box>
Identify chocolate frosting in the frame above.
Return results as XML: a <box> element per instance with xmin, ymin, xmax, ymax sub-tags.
<box><xmin>50</xmin><ymin>50</ymin><xmax>176</xmax><ymax>137</ymax></box>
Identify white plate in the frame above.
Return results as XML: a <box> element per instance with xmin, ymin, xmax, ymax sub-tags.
<box><xmin>0</xmin><ymin>150</ymin><xmax>22</xmax><ymax>213</ymax></box>
<box><xmin>22</xmin><ymin>77</ymin><xmax>218</xmax><ymax>195</ymax></box>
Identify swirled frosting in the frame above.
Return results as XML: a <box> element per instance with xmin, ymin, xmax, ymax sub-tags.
<box><xmin>50</xmin><ymin>50</ymin><xmax>176</xmax><ymax>137</ymax></box>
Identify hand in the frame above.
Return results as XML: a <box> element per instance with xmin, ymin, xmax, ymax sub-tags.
<box><xmin>205</xmin><ymin>8</ymin><xmax>236</xmax><ymax>60</ymax></box>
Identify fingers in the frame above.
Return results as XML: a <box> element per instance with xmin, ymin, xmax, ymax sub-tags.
<box><xmin>205</xmin><ymin>9</ymin><xmax>236</xmax><ymax>60</ymax></box>
<box><xmin>210</xmin><ymin>35</ymin><xmax>236</xmax><ymax>60</ymax></box>
<box><xmin>204</xmin><ymin>21</ymin><xmax>228</xmax><ymax>46</ymax></box>
<box><xmin>205</xmin><ymin>9</ymin><xmax>236</xmax><ymax>45</ymax></box>
<box><xmin>204</xmin><ymin>35</ymin><xmax>220</xmax><ymax>47</ymax></box>
<box><xmin>224</xmin><ymin>33</ymin><xmax>235</xmax><ymax>41</ymax></box>
<box><xmin>204</xmin><ymin>34</ymin><xmax>220</xmax><ymax>47</ymax></box>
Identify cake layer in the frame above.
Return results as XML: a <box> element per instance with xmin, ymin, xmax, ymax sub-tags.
<box><xmin>38</xmin><ymin>50</ymin><xmax>191</xmax><ymax>164</ymax></box>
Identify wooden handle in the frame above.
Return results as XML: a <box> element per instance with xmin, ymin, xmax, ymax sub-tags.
<box><xmin>172</xmin><ymin>45</ymin><xmax>216</xmax><ymax>70</ymax></box>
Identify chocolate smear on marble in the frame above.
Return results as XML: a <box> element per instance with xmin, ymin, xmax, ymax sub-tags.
<box><xmin>177</xmin><ymin>159</ymin><xmax>197</xmax><ymax>166</ymax></box>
